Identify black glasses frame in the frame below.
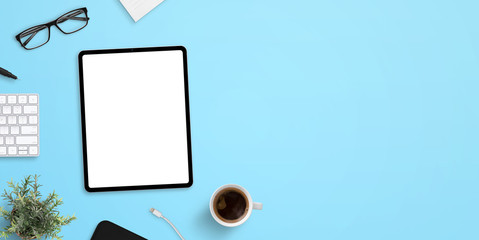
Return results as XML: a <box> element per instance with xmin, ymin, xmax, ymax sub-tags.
<box><xmin>15</xmin><ymin>7</ymin><xmax>90</xmax><ymax>50</ymax></box>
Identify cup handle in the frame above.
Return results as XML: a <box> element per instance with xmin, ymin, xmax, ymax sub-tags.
<box><xmin>253</xmin><ymin>202</ymin><xmax>263</xmax><ymax>210</ymax></box>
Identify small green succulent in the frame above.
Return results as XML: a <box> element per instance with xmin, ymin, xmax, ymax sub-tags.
<box><xmin>0</xmin><ymin>175</ymin><xmax>76</xmax><ymax>240</ymax></box>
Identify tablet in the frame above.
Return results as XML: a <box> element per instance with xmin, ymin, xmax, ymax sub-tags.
<box><xmin>79</xmin><ymin>46</ymin><xmax>192</xmax><ymax>192</ymax></box>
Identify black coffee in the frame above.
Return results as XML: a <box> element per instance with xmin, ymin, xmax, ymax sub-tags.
<box><xmin>215</xmin><ymin>189</ymin><xmax>248</xmax><ymax>221</ymax></box>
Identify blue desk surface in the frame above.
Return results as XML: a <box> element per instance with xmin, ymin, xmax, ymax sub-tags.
<box><xmin>1</xmin><ymin>0</ymin><xmax>479</xmax><ymax>239</ymax></box>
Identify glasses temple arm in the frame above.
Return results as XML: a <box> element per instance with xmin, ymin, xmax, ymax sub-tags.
<box><xmin>22</xmin><ymin>31</ymin><xmax>38</xmax><ymax>46</ymax></box>
<box><xmin>20</xmin><ymin>25</ymin><xmax>45</xmax><ymax>37</ymax></box>
<box><xmin>57</xmin><ymin>11</ymin><xmax>88</xmax><ymax>24</ymax></box>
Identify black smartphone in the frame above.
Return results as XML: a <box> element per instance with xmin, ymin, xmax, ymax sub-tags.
<box><xmin>91</xmin><ymin>221</ymin><xmax>147</xmax><ymax>240</ymax></box>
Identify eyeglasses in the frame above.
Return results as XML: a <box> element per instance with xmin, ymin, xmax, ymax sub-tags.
<box><xmin>16</xmin><ymin>8</ymin><xmax>90</xmax><ymax>50</ymax></box>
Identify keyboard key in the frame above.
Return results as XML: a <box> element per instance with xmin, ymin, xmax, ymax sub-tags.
<box><xmin>0</xmin><ymin>127</ymin><xmax>8</xmax><ymax>134</ymax></box>
<box><xmin>8</xmin><ymin>116</ymin><xmax>16</xmax><ymax>124</ymax></box>
<box><xmin>29</xmin><ymin>116</ymin><xmax>38</xmax><ymax>124</ymax></box>
<box><xmin>8</xmin><ymin>147</ymin><xmax>17</xmax><ymax>155</ymax></box>
<box><xmin>18</xmin><ymin>116</ymin><xmax>27</xmax><ymax>124</ymax></box>
<box><xmin>7</xmin><ymin>96</ymin><xmax>16</xmax><ymax>104</ymax></box>
<box><xmin>29</xmin><ymin>146</ymin><xmax>38</xmax><ymax>155</ymax></box>
<box><xmin>10</xmin><ymin>126</ymin><xmax>19</xmax><ymax>135</ymax></box>
<box><xmin>18</xmin><ymin>96</ymin><xmax>27</xmax><ymax>104</ymax></box>
<box><xmin>19</xmin><ymin>146</ymin><xmax>28</xmax><ymax>151</ymax></box>
<box><xmin>5</xmin><ymin>137</ymin><xmax>14</xmax><ymax>145</ymax></box>
<box><xmin>29</xmin><ymin>95</ymin><xmax>38</xmax><ymax>104</ymax></box>
<box><xmin>2</xmin><ymin>106</ymin><xmax>11</xmax><ymax>114</ymax></box>
<box><xmin>0</xmin><ymin>116</ymin><xmax>6</xmax><ymax>125</ymax></box>
<box><xmin>0</xmin><ymin>96</ymin><xmax>5</xmax><ymax>104</ymax></box>
<box><xmin>24</xmin><ymin>106</ymin><xmax>38</xmax><ymax>114</ymax></box>
<box><xmin>13</xmin><ymin>106</ymin><xmax>22</xmax><ymax>114</ymax></box>
<box><xmin>0</xmin><ymin>137</ymin><xmax>3</xmax><ymax>144</ymax></box>
<box><xmin>16</xmin><ymin>136</ymin><xmax>37</xmax><ymax>145</ymax></box>
<box><xmin>21</xmin><ymin>126</ymin><xmax>37</xmax><ymax>134</ymax></box>
<box><xmin>19</xmin><ymin>151</ymin><xmax>28</xmax><ymax>155</ymax></box>
<box><xmin>0</xmin><ymin>147</ymin><xmax>6</xmax><ymax>155</ymax></box>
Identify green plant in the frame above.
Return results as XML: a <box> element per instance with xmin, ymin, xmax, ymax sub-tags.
<box><xmin>0</xmin><ymin>175</ymin><xmax>76</xmax><ymax>240</ymax></box>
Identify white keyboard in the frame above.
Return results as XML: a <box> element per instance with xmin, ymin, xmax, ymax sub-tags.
<box><xmin>0</xmin><ymin>94</ymin><xmax>39</xmax><ymax>157</ymax></box>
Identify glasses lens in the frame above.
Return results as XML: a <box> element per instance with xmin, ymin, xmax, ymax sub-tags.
<box><xmin>56</xmin><ymin>9</ymin><xmax>88</xmax><ymax>33</ymax></box>
<box><xmin>19</xmin><ymin>25</ymin><xmax>50</xmax><ymax>50</ymax></box>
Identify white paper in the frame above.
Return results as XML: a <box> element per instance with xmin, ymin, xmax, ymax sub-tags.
<box><xmin>120</xmin><ymin>0</ymin><xmax>165</xmax><ymax>22</ymax></box>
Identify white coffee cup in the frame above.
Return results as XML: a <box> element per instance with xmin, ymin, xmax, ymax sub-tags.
<box><xmin>210</xmin><ymin>184</ymin><xmax>263</xmax><ymax>227</ymax></box>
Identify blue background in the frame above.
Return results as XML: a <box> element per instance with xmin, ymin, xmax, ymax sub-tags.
<box><xmin>1</xmin><ymin>0</ymin><xmax>479</xmax><ymax>239</ymax></box>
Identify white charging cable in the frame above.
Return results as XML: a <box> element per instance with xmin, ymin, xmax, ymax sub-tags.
<box><xmin>150</xmin><ymin>208</ymin><xmax>185</xmax><ymax>240</ymax></box>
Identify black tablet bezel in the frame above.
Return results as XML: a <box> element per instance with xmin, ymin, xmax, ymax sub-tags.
<box><xmin>78</xmin><ymin>46</ymin><xmax>193</xmax><ymax>192</ymax></box>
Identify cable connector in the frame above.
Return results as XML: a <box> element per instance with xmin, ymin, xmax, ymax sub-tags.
<box><xmin>150</xmin><ymin>208</ymin><xmax>185</xmax><ymax>240</ymax></box>
<box><xmin>150</xmin><ymin>208</ymin><xmax>163</xmax><ymax>218</ymax></box>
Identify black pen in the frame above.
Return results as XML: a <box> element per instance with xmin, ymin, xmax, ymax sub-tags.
<box><xmin>0</xmin><ymin>67</ymin><xmax>18</xmax><ymax>80</ymax></box>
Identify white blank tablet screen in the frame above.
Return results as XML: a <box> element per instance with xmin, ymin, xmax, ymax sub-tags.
<box><xmin>82</xmin><ymin>50</ymin><xmax>190</xmax><ymax>188</ymax></box>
